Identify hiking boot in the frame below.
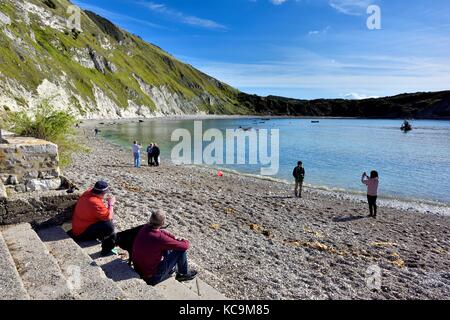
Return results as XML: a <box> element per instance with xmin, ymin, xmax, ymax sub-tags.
<box><xmin>176</xmin><ymin>270</ymin><xmax>198</xmax><ymax>282</ymax></box>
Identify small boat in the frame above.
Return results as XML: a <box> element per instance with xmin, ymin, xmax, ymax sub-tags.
<box><xmin>311</xmin><ymin>120</ymin><xmax>320</xmax><ymax>123</ymax></box>
<box><xmin>401</xmin><ymin>121</ymin><xmax>412</xmax><ymax>132</ymax></box>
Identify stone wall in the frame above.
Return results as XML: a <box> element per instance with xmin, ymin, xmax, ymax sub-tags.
<box><xmin>0</xmin><ymin>189</ymin><xmax>81</xmax><ymax>228</ymax></box>
<box><xmin>0</xmin><ymin>132</ymin><xmax>80</xmax><ymax>226</ymax></box>
<box><xmin>0</xmin><ymin>134</ymin><xmax>61</xmax><ymax>197</ymax></box>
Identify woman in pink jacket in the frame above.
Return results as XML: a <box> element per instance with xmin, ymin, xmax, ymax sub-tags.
<box><xmin>362</xmin><ymin>171</ymin><xmax>379</xmax><ymax>218</ymax></box>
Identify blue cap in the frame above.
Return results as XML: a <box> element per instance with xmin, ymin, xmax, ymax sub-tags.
<box><xmin>93</xmin><ymin>181</ymin><xmax>109</xmax><ymax>193</ymax></box>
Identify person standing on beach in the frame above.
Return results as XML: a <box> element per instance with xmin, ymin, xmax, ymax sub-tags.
<box><xmin>70</xmin><ymin>181</ymin><xmax>117</xmax><ymax>255</ymax></box>
<box><xmin>362</xmin><ymin>171</ymin><xmax>379</xmax><ymax>218</ymax></box>
<box><xmin>132</xmin><ymin>141</ymin><xmax>142</xmax><ymax>168</ymax></box>
<box><xmin>293</xmin><ymin>161</ymin><xmax>305</xmax><ymax>198</ymax></box>
<box><xmin>152</xmin><ymin>143</ymin><xmax>161</xmax><ymax>166</ymax></box>
<box><xmin>147</xmin><ymin>143</ymin><xmax>154</xmax><ymax>166</ymax></box>
<box><xmin>132</xmin><ymin>209</ymin><xmax>197</xmax><ymax>286</ymax></box>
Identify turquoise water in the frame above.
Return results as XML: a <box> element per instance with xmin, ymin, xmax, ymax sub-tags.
<box><xmin>98</xmin><ymin>118</ymin><xmax>450</xmax><ymax>205</ymax></box>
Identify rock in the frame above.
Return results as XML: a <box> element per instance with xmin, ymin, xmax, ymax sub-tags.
<box><xmin>14</xmin><ymin>184</ymin><xmax>27</xmax><ymax>193</ymax></box>
<box><xmin>41</xmin><ymin>168</ymin><xmax>60</xmax><ymax>179</ymax></box>
<box><xmin>0</xmin><ymin>182</ymin><xmax>7</xmax><ymax>199</ymax></box>
<box><xmin>105</xmin><ymin>59</ymin><xmax>117</xmax><ymax>73</ymax></box>
<box><xmin>0</xmin><ymin>12</ymin><xmax>11</xmax><ymax>25</ymax></box>
<box><xmin>88</xmin><ymin>47</ymin><xmax>107</xmax><ymax>74</ymax></box>
<box><xmin>6</xmin><ymin>175</ymin><xmax>18</xmax><ymax>185</ymax></box>
<box><xmin>26</xmin><ymin>178</ymin><xmax>61</xmax><ymax>192</ymax></box>
<box><xmin>24</xmin><ymin>171</ymin><xmax>40</xmax><ymax>180</ymax></box>
<box><xmin>0</xmin><ymin>174</ymin><xmax>9</xmax><ymax>184</ymax></box>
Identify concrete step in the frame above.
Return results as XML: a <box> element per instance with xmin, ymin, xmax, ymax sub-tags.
<box><xmin>83</xmin><ymin>241</ymin><xmax>227</xmax><ymax>300</ymax></box>
<box><xmin>154</xmin><ymin>276</ymin><xmax>202</xmax><ymax>300</ymax></box>
<box><xmin>79</xmin><ymin>241</ymin><xmax>166</xmax><ymax>300</ymax></box>
<box><xmin>79</xmin><ymin>241</ymin><xmax>226</xmax><ymax>300</ymax></box>
<box><xmin>1</xmin><ymin>224</ymin><xmax>73</xmax><ymax>300</ymax></box>
<box><xmin>37</xmin><ymin>226</ymin><xmax>126</xmax><ymax>300</ymax></box>
<box><xmin>179</xmin><ymin>277</ymin><xmax>228</xmax><ymax>300</ymax></box>
<box><xmin>0</xmin><ymin>231</ymin><xmax>29</xmax><ymax>300</ymax></box>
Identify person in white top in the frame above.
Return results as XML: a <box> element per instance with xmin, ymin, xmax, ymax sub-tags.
<box><xmin>132</xmin><ymin>141</ymin><xmax>142</xmax><ymax>168</ymax></box>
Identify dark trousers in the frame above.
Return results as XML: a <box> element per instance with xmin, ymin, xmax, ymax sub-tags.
<box><xmin>147</xmin><ymin>153</ymin><xmax>154</xmax><ymax>166</ymax></box>
<box><xmin>145</xmin><ymin>250</ymin><xmax>189</xmax><ymax>286</ymax></box>
<box><xmin>153</xmin><ymin>154</ymin><xmax>160</xmax><ymax>166</ymax></box>
<box><xmin>367</xmin><ymin>195</ymin><xmax>378</xmax><ymax>216</ymax></box>
<box><xmin>75</xmin><ymin>220</ymin><xmax>116</xmax><ymax>242</ymax></box>
<box><xmin>295</xmin><ymin>179</ymin><xmax>304</xmax><ymax>197</ymax></box>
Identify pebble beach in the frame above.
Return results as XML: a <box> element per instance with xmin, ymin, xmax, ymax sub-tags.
<box><xmin>64</xmin><ymin>127</ymin><xmax>450</xmax><ymax>300</ymax></box>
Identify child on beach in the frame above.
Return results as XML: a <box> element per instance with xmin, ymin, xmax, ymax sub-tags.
<box><xmin>362</xmin><ymin>171</ymin><xmax>379</xmax><ymax>218</ymax></box>
<box><xmin>132</xmin><ymin>141</ymin><xmax>142</xmax><ymax>168</ymax></box>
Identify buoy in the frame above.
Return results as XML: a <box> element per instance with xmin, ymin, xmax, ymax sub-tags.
<box><xmin>217</xmin><ymin>171</ymin><xmax>223</xmax><ymax>177</ymax></box>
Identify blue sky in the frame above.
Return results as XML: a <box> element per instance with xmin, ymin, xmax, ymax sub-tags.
<box><xmin>73</xmin><ymin>0</ymin><xmax>450</xmax><ymax>99</ymax></box>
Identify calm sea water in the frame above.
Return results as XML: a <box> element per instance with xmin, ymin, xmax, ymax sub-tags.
<box><xmin>98</xmin><ymin>118</ymin><xmax>450</xmax><ymax>205</ymax></box>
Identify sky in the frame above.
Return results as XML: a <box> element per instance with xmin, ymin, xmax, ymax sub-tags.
<box><xmin>73</xmin><ymin>0</ymin><xmax>450</xmax><ymax>100</ymax></box>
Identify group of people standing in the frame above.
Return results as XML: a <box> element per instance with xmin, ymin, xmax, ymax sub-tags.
<box><xmin>293</xmin><ymin>161</ymin><xmax>380</xmax><ymax>218</ymax></box>
<box><xmin>132</xmin><ymin>141</ymin><xmax>161</xmax><ymax>168</ymax></box>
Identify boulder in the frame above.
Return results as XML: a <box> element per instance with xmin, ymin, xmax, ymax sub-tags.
<box><xmin>26</xmin><ymin>178</ymin><xmax>61</xmax><ymax>192</ymax></box>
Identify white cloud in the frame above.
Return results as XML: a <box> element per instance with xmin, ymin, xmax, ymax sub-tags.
<box><xmin>308</xmin><ymin>26</ymin><xmax>331</xmax><ymax>36</ymax></box>
<box><xmin>329</xmin><ymin>0</ymin><xmax>373</xmax><ymax>16</ymax></box>
<box><xmin>270</xmin><ymin>0</ymin><xmax>287</xmax><ymax>5</ymax></box>
<box><xmin>178</xmin><ymin>52</ymin><xmax>450</xmax><ymax>99</ymax></box>
<box><xmin>342</xmin><ymin>93</ymin><xmax>379</xmax><ymax>100</ymax></box>
<box><xmin>74</xmin><ymin>1</ymin><xmax>165</xmax><ymax>29</ymax></box>
<box><xmin>139</xmin><ymin>1</ymin><xmax>227</xmax><ymax>30</ymax></box>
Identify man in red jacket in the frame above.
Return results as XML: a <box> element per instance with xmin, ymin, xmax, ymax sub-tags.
<box><xmin>132</xmin><ymin>209</ymin><xmax>197</xmax><ymax>286</ymax></box>
<box><xmin>71</xmin><ymin>181</ymin><xmax>116</xmax><ymax>251</ymax></box>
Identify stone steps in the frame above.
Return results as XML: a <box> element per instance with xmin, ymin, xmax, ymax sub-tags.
<box><xmin>79</xmin><ymin>240</ymin><xmax>227</xmax><ymax>300</ymax></box>
<box><xmin>0</xmin><ymin>223</ymin><xmax>227</xmax><ymax>300</ymax></box>
<box><xmin>79</xmin><ymin>240</ymin><xmax>196</xmax><ymax>300</ymax></box>
<box><xmin>0</xmin><ymin>232</ymin><xmax>29</xmax><ymax>300</ymax></box>
<box><xmin>37</xmin><ymin>226</ymin><xmax>127</xmax><ymax>300</ymax></box>
<box><xmin>0</xmin><ymin>224</ymin><xmax>73</xmax><ymax>300</ymax></box>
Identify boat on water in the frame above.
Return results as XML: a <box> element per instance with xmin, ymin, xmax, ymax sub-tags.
<box><xmin>311</xmin><ymin>120</ymin><xmax>320</xmax><ymax>123</ymax></box>
<box><xmin>401</xmin><ymin>120</ymin><xmax>413</xmax><ymax>132</ymax></box>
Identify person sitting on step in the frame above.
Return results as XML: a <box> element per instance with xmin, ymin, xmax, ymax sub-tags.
<box><xmin>132</xmin><ymin>209</ymin><xmax>197</xmax><ymax>286</ymax></box>
<box><xmin>70</xmin><ymin>181</ymin><xmax>117</xmax><ymax>254</ymax></box>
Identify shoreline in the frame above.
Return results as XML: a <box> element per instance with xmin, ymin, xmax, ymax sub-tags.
<box><xmin>63</xmin><ymin>132</ymin><xmax>450</xmax><ymax>300</ymax></box>
<box><xmin>82</xmin><ymin>119</ymin><xmax>450</xmax><ymax>216</ymax></box>
<box><xmin>78</xmin><ymin>115</ymin><xmax>450</xmax><ymax>126</ymax></box>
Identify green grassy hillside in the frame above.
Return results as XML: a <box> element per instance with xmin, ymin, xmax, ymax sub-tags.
<box><xmin>0</xmin><ymin>0</ymin><xmax>449</xmax><ymax>119</ymax></box>
<box><xmin>0</xmin><ymin>0</ymin><xmax>244</xmax><ymax>116</ymax></box>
